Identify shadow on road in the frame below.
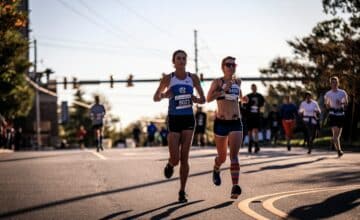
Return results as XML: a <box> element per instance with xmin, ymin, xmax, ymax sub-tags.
<box><xmin>158</xmin><ymin>153</ymin><xmax>217</xmax><ymax>161</ymax></box>
<box><xmin>172</xmin><ymin>201</ymin><xmax>234</xmax><ymax>220</ymax></box>
<box><xmin>121</xmin><ymin>200</ymin><xmax>203</xmax><ymax>220</ymax></box>
<box><xmin>0</xmin><ymin>153</ymin><xmax>328</xmax><ymax>218</ymax></box>
<box><xmin>288</xmin><ymin>189</ymin><xmax>360</xmax><ymax>220</ymax></box>
<box><xmin>0</xmin><ymin>152</ymin><xmax>84</xmax><ymax>163</ymax></box>
<box><xmin>296</xmin><ymin>170</ymin><xmax>360</xmax><ymax>185</ymax></box>
<box><xmin>99</xmin><ymin>210</ymin><xmax>132</xmax><ymax>220</ymax></box>
<box><xmin>243</xmin><ymin>157</ymin><xmax>329</xmax><ymax>174</ymax></box>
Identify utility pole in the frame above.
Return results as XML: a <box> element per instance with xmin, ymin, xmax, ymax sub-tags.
<box><xmin>194</xmin><ymin>30</ymin><xmax>198</xmax><ymax>75</ymax></box>
<box><xmin>34</xmin><ymin>39</ymin><xmax>41</xmax><ymax>148</ymax></box>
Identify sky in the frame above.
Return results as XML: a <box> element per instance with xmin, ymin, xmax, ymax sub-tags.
<box><xmin>29</xmin><ymin>0</ymin><xmax>333</xmax><ymax>128</ymax></box>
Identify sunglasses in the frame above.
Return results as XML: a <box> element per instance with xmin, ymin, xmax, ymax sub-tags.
<box><xmin>224</xmin><ymin>63</ymin><xmax>236</xmax><ymax>68</ymax></box>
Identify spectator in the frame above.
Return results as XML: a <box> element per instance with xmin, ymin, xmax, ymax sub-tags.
<box><xmin>77</xmin><ymin>125</ymin><xmax>87</xmax><ymax>149</ymax></box>
<box><xmin>194</xmin><ymin>106</ymin><xmax>207</xmax><ymax>146</ymax></box>
<box><xmin>147</xmin><ymin>121</ymin><xmax>158</xmax><ymax>146</ymax></box>
<box><xmin>132</xmin><ymin>125</ymin><xmax>141</xmax><ymax>147</ymax></box>
<box><xmin>160</xmin><ymin>127</ymin><xmax>168</xmax><ymax>146</ymax></box>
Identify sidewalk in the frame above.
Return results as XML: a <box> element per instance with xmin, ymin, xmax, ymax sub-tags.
<box><xmin>0</xmin><ymin>148</ymin><xmax>14</xmax><ymax>154</ymax></box>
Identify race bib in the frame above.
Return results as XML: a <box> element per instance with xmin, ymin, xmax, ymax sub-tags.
<box><xmin>225</xmin><ymin>94</ymin><xmax>238</xmax><ymax>101</ymax></box>
<box><xmin>250</xmin><ymin>106</ymin><xmax>259</xmax><ymax>113</ymax></box>
<box><xmin>175</xmin><ymin>94</ymin><xmax>192</xmax><ymax>109</ymax></box>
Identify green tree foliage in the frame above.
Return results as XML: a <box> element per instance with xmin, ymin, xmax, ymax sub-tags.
<box><xmin>60</xmin><ymin>89</ymin><xmax>92</xmax><ymax>146</ymax></box>
<box><xmin>323</xmin><ymin>0</ymin><xmax>360</xmax><ymax>27</ymax></box>
<box><xmin>260</xmin><ymin>0</ymin><xmax>359</xmax><ymax>103</ymax></box>
<box><xmin>0</xmin><ymin>0</ymin><xmax>33</xmax><ymax>119</ymax></box>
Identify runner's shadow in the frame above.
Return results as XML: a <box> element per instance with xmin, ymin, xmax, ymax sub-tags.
<box><xmin>172</xmin><ymin>201</ymin><xmax>234</xmax><ymax>219</ymax></box>
<box><xmin>243</xmin><ymin>157</ymin><xmax>328</xmax><ymax>174</ymax></box>
<box><xmin>121</xmin><ymin>200</ymin><xmax>203</xmax><ymax>220</ymax></box>
<box><xmin>0</xmin><ymin>153</ymin><xmax>82</xmax><ymax>163</ymax></box>
<box><xmin>288</xmin><ymin>189</ymin><xmax>360</xmax><ymax>220</ymax></box>
<box><xmin>99</xmin><ymin>210</ymin><xmax>132</xmax><ymax>220</ymax></box>
<box><xmin>158</xmin><ymin>153</ymin><xmax>217</xmax><ymax>161</ymax></box>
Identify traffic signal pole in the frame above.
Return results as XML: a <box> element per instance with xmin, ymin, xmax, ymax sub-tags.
<box><xmin>34</xmin><ymin>39</ymin><xmax>41</xmax><ymax>148</ymax></box>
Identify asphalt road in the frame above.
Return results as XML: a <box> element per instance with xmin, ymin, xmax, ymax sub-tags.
<box><xmin>0</xmin><ymin>146</ymin><xmax>359</xmax><ymax>220</ymax></box>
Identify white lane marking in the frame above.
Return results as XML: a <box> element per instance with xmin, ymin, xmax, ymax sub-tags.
<box><xmin>238</xmin><ymin>185</ymin><xmax>360</xmax><ymax>220</ymax></box>
<box><xmin>262</xmin><ymin>185</ymin><xmax>360</xmax><ymax>219</ymax></box>
<box><xmin>85</xmin><ymin>149</ymin><xmax>107</xmax><ymax>160</ymax></box>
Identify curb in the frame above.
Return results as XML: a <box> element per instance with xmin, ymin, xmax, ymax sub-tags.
<box><xmin>0</xmin><ymin>149</ymin><xmax>14</xmax><ymax>154</ymax></box>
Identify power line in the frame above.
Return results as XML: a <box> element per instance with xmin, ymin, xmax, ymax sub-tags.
<box><xmin>39</xmin><ymin>39</ymin><xmax>167</xmax><ymax>57</ymax></box>
<box><xmin>55</xmin><ymin>0</ymin><xmax>133</xmax><ymax>42</ymax></box>
<box><xmin>76</xmin><ymin>0</ymin><xmax>138</xmax><ymax>40</ymax></box>
<box><xmin>114</xmin><ymin>0</ymin><xmax>174</xmax><ymax>39</ymax></box>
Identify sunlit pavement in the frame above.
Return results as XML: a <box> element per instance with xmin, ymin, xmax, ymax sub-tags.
<box><xmin>0</xmin><ymin>146</ymin><xmax>359</xmax><ymax>220</ymax></box>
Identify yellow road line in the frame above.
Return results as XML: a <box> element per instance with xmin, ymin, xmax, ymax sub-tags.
<box><xmin>237</xmin><ymin>185</ymin><xmax>360</xmax><ymax>220</ymax></box>
<box><xmin>262</xmin><ymin>185</ymin><xmax>360</xmax><ymax>219</ymax></box>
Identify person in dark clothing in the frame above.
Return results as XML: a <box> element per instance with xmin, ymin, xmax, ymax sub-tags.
<box><xmin>132</xmin><ymin>125</ymin><xmax>141</xmax><ymax>147</ymax></box>
<box><xmin>245</xmin><ymin>84</ymin><xmax>265</xmax><ymax>153</ymax></box>
<box><xmin>268</xmin><ymin>104</ymin><xmax>281</xmax><ymax>145</ymax></box>
<box><xmin>147</xmin><ymin>121</ymin><xmax>157</xmax><ymax>146</ymax></box>
<box><xmin>14</xmin><ymin>127</ymin><xmax>24</xmax><ymax>150</ymax></box>
<box><xmin>160</xmin><ymin>127</ymin><xmax>168</xmax><ymax>146</ymax></box>
<box><xmin>194</xmin><ymin>106</ymin><xmax>207</xmax><ymax>146</ymax></box>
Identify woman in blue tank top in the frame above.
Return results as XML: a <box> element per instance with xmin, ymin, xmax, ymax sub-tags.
<box><xmin>153</xmin><ymin>50</ymin><xmax>205</xmax><ymax>203</ymax></box>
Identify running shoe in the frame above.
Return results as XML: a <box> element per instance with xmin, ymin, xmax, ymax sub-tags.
<box><xmin>212</xmin><ymin>169</ymin><xmax>221</xmax><ymax>186</ymax></box>
<box><xmin>164</xmin><ymin>163</ymin><xmax>174</xmax><ymax>179</ymax></box>
<box><xmin>178</xmin><ymin>190</ymin><xmax>188</xmax><ymax>203</ymax></box>
<box><xmin>230</xmin><ymin>185</ymin><xmax>242</xmax><ymax>199</ymax></box>
<box><xmin>337</xmin><ymin>150</ymin><xmax>344</xmax><ymax>157</ymax></box>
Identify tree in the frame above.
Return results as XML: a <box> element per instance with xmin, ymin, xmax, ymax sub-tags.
<box><xmin>60</xmin><ymin>89</ymin><xmax>120</xmax><ymax>147</ymax></box>
<box><xmin>0</xmin><ymin>0</ymin><xmax>33</xmax><ymax>119</ymax></box>
<box><xmin>260</xmin><ymin>0</ymin><xmax>360</xmax><ymax>141</ymax></box>
<box><xmin>60</xmin><ymin>89</ymin><xmax>92</xmax><ymax>146</ymax></box>
<box><xmin>323</xmin><ymin>0</ymin><xmax>360</xmax><ymax>27</ymax></box>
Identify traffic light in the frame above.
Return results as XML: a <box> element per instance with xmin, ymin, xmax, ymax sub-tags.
<box><xmin>199</xmin><ymin>73</ymin><xmax>205</xmax><ymax>86</ymax></box>
<box><xmin>200</xmin><ymin>73</ymin><xmax>204</xmax><ymax>81</ymax></box>
<box><xmin>127</xmin><ymin>74</ymin><xmax>133</xmax><ymax>87</ymax></box>
<box><xmin>73</xmin><ymin>77</ymin><xmax>77</xmax><ymax>89</ymax></box>
<box><xmin>63</xmin><ymin>77</ymin><xmax>67</xmax><ymax>90</ymax></box>
<box><xmin>110</xmin><ymin>75</ymin><xmax>114</xmax><ymax>88</ymax></box>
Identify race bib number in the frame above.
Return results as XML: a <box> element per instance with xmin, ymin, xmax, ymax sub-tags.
<box><xmin>225</xmin><ymin>94</ymin><xmax>237</xmax><ymax>101</ymax></box>
<box><xmin>250</xmin><ymin>106</ymin><xmax>259</xmax><ymax>113</ymax></box>
<box><xmin>175</xmin><ymin>94</ymin><xmax>192</xmax><ymax>109</ymax></box>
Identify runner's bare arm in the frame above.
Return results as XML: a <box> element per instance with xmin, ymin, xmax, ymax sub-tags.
<box><xmin>191</xmin><ymin>74</ymin><xmax>206</xmax><ymax>104</ymax></box>
<box><xmin>153</xmin><ymin>74</ymin><xmax>171</xmax><ymax>102</ymax></box>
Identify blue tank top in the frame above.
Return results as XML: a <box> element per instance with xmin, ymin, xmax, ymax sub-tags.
<box><xmin>168</xmin><ymin>72</ymin><xmax>194</xmax><ymax>115</ymax></box>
